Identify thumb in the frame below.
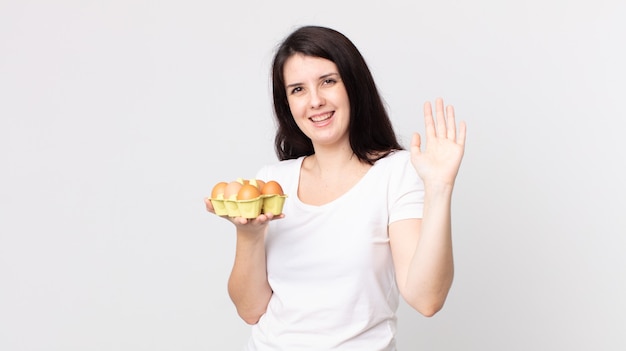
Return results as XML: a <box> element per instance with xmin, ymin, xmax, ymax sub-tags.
<box><xmin>204</xmin><ymin>197</ymin><xmax>216</xmax><ymax>213</ymax></box>
<box><xmin>411</xmin><ymin>132</ymin><xmax>422</xmax><ymax>154</ymax></box>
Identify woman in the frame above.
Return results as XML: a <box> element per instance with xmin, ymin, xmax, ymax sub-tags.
<box><xmin>205</xmin><ymin>25</ymin><xmax>466</xmax><ymax>350</ymax></box>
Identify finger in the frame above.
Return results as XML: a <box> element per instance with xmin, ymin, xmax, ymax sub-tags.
<box><xmin>410</xmin><ymin>132</ymin><xmax>422</xmax><ymax>154</ymax></box>
<box><xmin>446</xmin><ymin>104</ymin><xmax>457</xmax><ymax>140</ymax></box>
<box><xmin>204</xmin><ymin>197</ymin><xmax>215</xmax><ymax>213</ymax></box>
<box><xmin>249</xmin><ymin>213</ymin><xmax>270</xmax><ymax>225</ymax></box>
<box><xmin>234</xmin><ymin>217</ymin><xmax>249</xmax><ymax>225</ymax></box>
<box><xmin>435</xmin><ymin>98</ymin><xmax>446</xmax><ymax>137</ymax></box>
<box><xmin>423</xmin><ymin>101</ymin><xmax>436</xmax><ymax>139</ymax></box>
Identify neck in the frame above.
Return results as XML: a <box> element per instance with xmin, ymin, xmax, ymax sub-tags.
<box><xmin>306</xmin><ymin>144</ymin><xmax>365</xmax><ymax>176</ymax></box>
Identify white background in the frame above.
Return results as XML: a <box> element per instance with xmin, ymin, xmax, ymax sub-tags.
<box><xmin>1</xmin><ymin>0</ymin><xmax>625</xmax><ymax>350</ymax></box>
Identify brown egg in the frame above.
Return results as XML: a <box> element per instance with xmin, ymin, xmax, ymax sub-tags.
<box><xmin>237</xmin><ymin>184</ymin><xmax>261</xmax><ymax>200</ymax></box>
<box><xmin>249</xmin><ymin>178</ymin><xmax>265</xmax><ymax>191</ymax></box>
<box><xmin>261</xmin><ymin>180</ymin><xmax>284</xmax><ymax>196</ymax></box>
<box><xmin>211</xmin><ymin>181</ymin><xmax>228</xmax><ymax>199</ymax></box>
<box><xmin>223</xmin><ymin>181</ymin><xmax>243</xmax><ymax>200</ymax></box>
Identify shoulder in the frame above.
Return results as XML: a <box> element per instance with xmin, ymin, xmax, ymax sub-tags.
<box><xmin>261</xmin><ymin>157</ymin><xmax>303</xmax><ymax>173</ymax></box>
<box><xmin>256</xmin><ymin>157</ymin><xmax>304</xmax><ymax>182</ymax></box>
<box><xmin>374</xmin><ymin>149</ymin><xmax>411</xmax><ymax>168</ymax></box>
<box><xmin>372</xmin><ymin>149</ymin><xmax>422</xmax><ymax>190</ymax></box>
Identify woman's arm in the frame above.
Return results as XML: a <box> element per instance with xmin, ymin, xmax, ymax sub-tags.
<box><xmin>205</xmin><ymin>199</ymin><xmax>279</xmax><ymax>324</ymax></box>
<box><xmin>389</xmin><ymin>98</ymin><xmax>466</xmax><ymax>317</ymax></box>
<box><xmin>389</xmin><ymin>191</ymin><xmax>453</xmax><ymax>317</ymax></box>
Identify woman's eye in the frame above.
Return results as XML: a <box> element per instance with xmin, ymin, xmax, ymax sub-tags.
<box><xmin>290</xmin><ymin>86</ymin><xmax>303</xmax><ymax>94</ymax></box>
<box><xmin>323</xmin><ymin>79</ymin><xmax>336</xmax><ymax>85</ymax></box>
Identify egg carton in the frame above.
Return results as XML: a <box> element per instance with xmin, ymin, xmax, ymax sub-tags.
<box><xmin>211</xmin><ymin>194</ymin><xmax>287</xmax><ymax>218</ymax></box>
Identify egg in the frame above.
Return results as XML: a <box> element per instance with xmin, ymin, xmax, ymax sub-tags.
<box><xmin>237</xmin><ymin>184</ymin><xmax>261</xmax><ymax>200</ymax></box>
<box><xmin>261</xmin><ymin>180</ymin><xmax>284</xmax><ymax>196</ymax></box>
<box><xmin>223</xmin><ymin>181</ymin><xmax>243</xmax><ymax>200</ymax></box>
<box><xmin>249</xmin><ymin>178</ymin><xmax>265</xmax><ymax>191</ymax></box>
<box><xmin>211</xmin><ymin>181</ymin><xmax>228</xmax><ymax>199</ymax></box>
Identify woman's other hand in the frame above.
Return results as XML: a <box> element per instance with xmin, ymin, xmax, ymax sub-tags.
<box><xmin>410</xmin><ymin>97</ymin><xmax>467</xmax><ymax>187</ymax></box>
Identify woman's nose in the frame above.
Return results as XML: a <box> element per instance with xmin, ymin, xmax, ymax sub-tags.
<box><xmin>309</xmin><ymin>89</ymin><xmax>325</xmax><ymax>109</ymax></box>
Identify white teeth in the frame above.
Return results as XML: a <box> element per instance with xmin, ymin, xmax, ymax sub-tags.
<box><xmin>310</xmin><ymin>112</ymin><xmax>332</xmax><ymax>122</ymax></box>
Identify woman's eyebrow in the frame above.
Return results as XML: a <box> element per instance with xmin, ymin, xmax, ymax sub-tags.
<box><xmin>285</xmin><ymin>72</ymin><xmax>340</xmax><ymax>89</ymax></box>
<box><xmin>319</xmin><ymin>72</ymin><xmax>340</xmax><ymax>80</ymax></box>
<box><xmin>285</xmin><ymin>81</ymin><xmax>302</xmax><ymax>89</ymax></box>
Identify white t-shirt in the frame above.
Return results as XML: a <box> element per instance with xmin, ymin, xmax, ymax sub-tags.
<box><xmin>247</xmin><ymin>150</ymin><xmax>424</xmax><ymax>351</ymax></box>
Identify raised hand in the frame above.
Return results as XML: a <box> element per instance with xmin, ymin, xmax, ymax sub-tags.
<box><xmin>410</xmin><ymin>98</ymin><xmax>466</xmax><ymax>188</ymax></box>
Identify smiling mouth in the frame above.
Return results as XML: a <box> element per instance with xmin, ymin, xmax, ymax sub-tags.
<box><xmin>309</xmin><ymin>112</ymin><xmax>334</xmax><ymax>123</ymax></box>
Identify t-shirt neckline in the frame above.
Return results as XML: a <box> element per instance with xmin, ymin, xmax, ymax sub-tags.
<box><xmin>291</xmin><ymin>154</ymin><xmax>385</xmax><ymax>210</ymax></box>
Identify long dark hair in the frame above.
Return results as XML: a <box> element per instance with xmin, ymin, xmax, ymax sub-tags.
<box><xmin>271</xmin><ymin>26</ymin><xmax>403</xmax><ymax>164</ymax></box>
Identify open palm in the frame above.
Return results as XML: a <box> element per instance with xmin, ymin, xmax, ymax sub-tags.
<box><xmin>410</xmin><ymin>98</ymin><xmax>467</xmax><ymax>187</ymax></box>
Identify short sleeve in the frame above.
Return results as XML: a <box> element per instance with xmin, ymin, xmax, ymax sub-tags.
<box><xmin>387</xmin><ymin>152</ymin><xmax>424</xmax><ymax>224</ymax></box>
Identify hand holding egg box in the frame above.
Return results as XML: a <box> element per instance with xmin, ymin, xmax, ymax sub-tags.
<box><xmin>210</xmin><ymin>178</ymin><xmax>287</xmax><ymax>218</ymax></box>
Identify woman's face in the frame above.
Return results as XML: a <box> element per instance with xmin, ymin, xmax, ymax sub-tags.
<box><xmin>283</xmin><ymin>54</ymin><xmax>351</xmax><ymax>150</ymax></box>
